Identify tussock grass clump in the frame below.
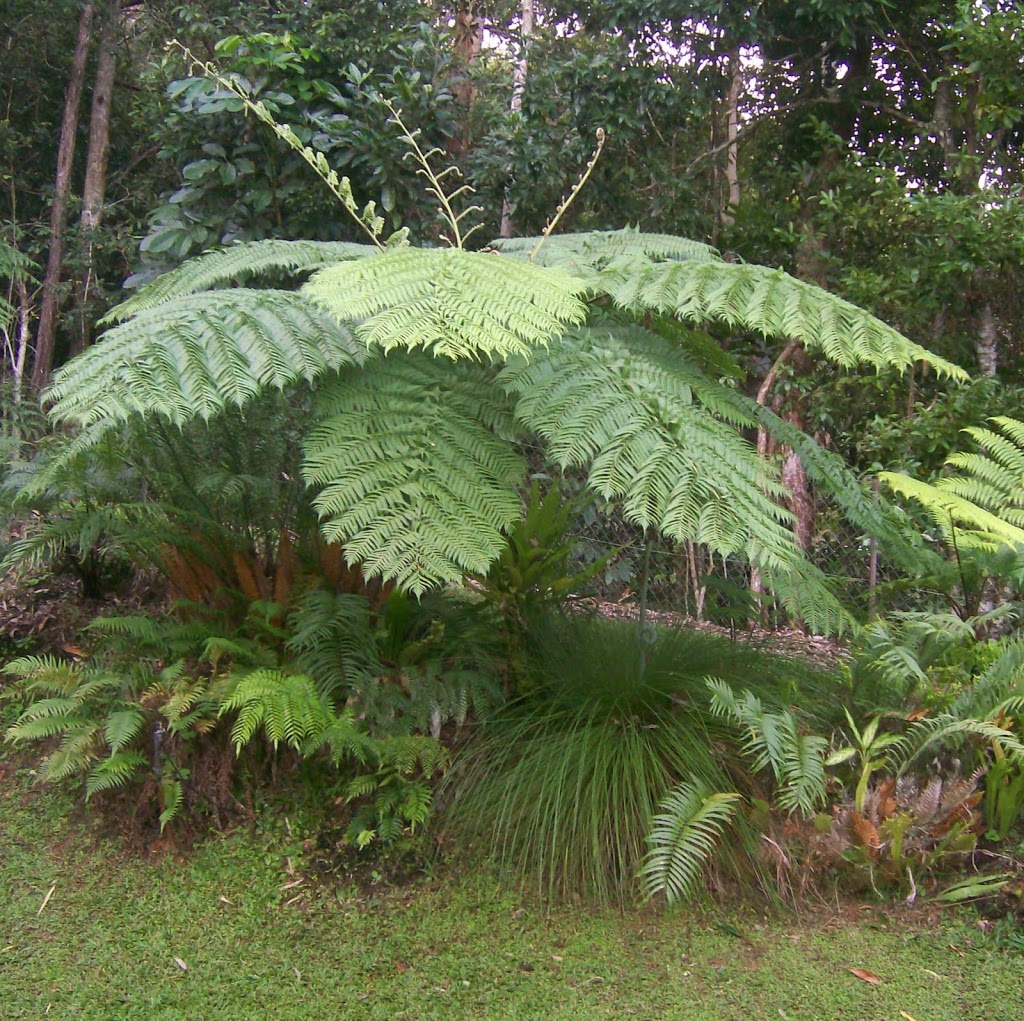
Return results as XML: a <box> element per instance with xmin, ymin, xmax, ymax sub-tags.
<box><xmin>443</xmin><ymin>614</ymin><xmax>837</xmax><ymax>904</ymax></box>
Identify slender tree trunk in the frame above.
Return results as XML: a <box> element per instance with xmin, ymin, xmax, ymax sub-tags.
<box><xmin>32</xmin><ymin>0</ymin><xmax>96</xmax><ymax>391</ymax></box>
<box><xmin>976</xmin><ymin>298</ymin><xmax>998</xmax><ymax>377</ymax></box>
<box><xmin>720</xmin><ymin>47</ymin><xmax>742</xmax><ymax>228</ymax></box>
<box><xmin>71</xmin><ymin>0</ymin><xmax>119</xmax><ymax>358</ymax></box>
<box><xmin>499</xmin><ymin>0</ymin><xmax>535</xmax><ymax>238</ymax></box>
<box><xmin>449</xmin><ymin>3</ymin><xmax>483</xmax><ymax>157</ymax></box>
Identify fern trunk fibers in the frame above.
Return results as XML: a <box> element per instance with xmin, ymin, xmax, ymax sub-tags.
<box><xmin>71</xmin><ymin>0</ymin><xmax>120</xmax><ymax>358</ymax></box>
<box><xmin>32</xmin><ymin>0</ymin><xmax>96</xmax><ymax>391</ymax></box>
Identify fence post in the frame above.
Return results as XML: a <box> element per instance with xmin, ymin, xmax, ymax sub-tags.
<box><xmin>867</xmin><ymin>476</ymin><xmax>880</xmax><ymax>615</ymax></box>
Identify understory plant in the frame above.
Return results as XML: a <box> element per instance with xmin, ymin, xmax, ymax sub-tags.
<box><xmin>444</xmin><ymin>613</ymin><xmax>836</xmax><ymax>905</ymax></box>
<box><xmin>3</xmin><ymin>600</ymin><xmax>458</xmax><ymax>844</ymax></box>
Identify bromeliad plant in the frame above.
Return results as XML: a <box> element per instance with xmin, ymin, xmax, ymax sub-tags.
<box><xmin>24</xmin><ymin>66</ymin><xmax>965</xmax><ymax>633</ymax></box>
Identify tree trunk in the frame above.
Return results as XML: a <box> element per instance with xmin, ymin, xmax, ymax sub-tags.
<box><xmin>70</xmin><ymin>0</ymin><xmax>120</xmax><ymax>358</ymax></box>
<box><xmin>720</xmin><ymin>47</ymin><xmax>742</xmax><ymax>228</ymax></box>
<box><xmin>499</xmin><ymin>0</ymin><xmax>535</xmax><ymax>238</ymax></box>
<box><xmin>32</xmin><ymin>0</ymin><xmax>96</xmax><ymax>391</ymax></box>
<box><xmin>449</xmin><ymin>4</ymin><xmax>483</xmax><ymax>157</ymax></box>
<box><xmin>976</xmin><ymin>299</ymin><xmax>998</xmax><ymax>376</ymax></box>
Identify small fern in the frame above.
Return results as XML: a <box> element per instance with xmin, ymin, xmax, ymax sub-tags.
<box><xmin>220</xmin><ymin>669</ymin><xmax>333</xmax><ymax>752</ymax></box>
<box><xmin>707</xmin><ymin>678</ymin><xmax>828</xmax><ymax>815</ymax></box>
<box><xmin>640</xmin><ymin>782</ymin><xmax>740</xmax><ymax>904</ymax></box>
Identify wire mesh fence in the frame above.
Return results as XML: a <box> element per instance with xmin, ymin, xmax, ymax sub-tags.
<box><xmin>561</xmin><ymin>485</ymin><xmax>939</xmax><ymax>630</ymax></box>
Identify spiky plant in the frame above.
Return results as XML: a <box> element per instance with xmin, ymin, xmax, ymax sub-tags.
<box><xmin>442</xmin><ymin>614</ymin><xmax>836</xmax><ymax>904</ymax></box>
<box><xmin>22</xmin><ymin>77</ymin><xmax>965</xmax><ymax>627</ymax></box>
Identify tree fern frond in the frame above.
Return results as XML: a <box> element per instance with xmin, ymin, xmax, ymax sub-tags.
<box><xmin>490</xmin><ymin>228</ymin><xmax>721</xmax><ymax>274</ymax></box>
<box><xmin>303</xmin><ymin>247</ymin><xmax>588</xmax><ymax>360</ymax></box>
<box><xmin>159</xmin><ymin>777</ymin><xmax>184</xmax><ymax>833</ymax></box>
<box><xmin>880</xmin><ymin>473</ymin><xmax>1024</xmax><ymax>550</ymax></box>
<box><xmin>106</xmin><ymin>239</ymin><xmax>374</xmax><ymax>322</ymax></box>
<box><xmin>590</xmin><ymin>257</ymin><xmax>966</xmax><ymax>380</ymax></box>
<box><xmin>302</xmin><ymin>356</ymin><xmax>525</xmax><ymax>593</ymax></box>
<box><xmin>500</xmin><ymin>326</ymin><xmax>800</xmax><ymax>570</ymax></box>
<box><xmin>46</xmin><ymin>290</ymin><xmax>366</xmax><ymax>427</ymax></box>
<box><xmin>640</xmin><ymin>782</ymin><xmax>739</xmax><ymax>904</ymax></box>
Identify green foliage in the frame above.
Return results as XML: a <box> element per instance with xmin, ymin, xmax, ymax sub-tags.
<box><xmin>445</xmin><ymin>614</ymin><xmax>836</xmax><ymax>903</ymax></box>
<box><xmin>882</xmin><ymin>417</ymin><xmax>1024</xmax><ymax>552</ymax></box>
<box><xmin>470</xmin><ymin>480</ymin><xmax>612</xmax><ymax>636</ymax></box>
<box><xmin>342</xmin><ymin>735</ymin><xmax>448</xmax><ymax>847</ymax></box>
<box><xmin>706</xmin><ymin>678</ymin><xmax>828</xmax><ymax>817</ymax></box>
<box><xmin>304</xmin><ymin>247</ymin><xmax>588</xmax><ymax>359</ymax></box>
<box><xmin>219</xmin><ymin>669</ymin><xmax>335</xmax><ymax>753</ymax></box>
<box><xmin>303</xmin><ymin>355</ymin><xmax>524</xmax><ymax>592</ymax></box>
<box><xmin>46</xmin><ymin>289</ymin><xmax>366</xmax><ymax>430</ymax></box>
<box><xmin>826</xmin><ymin>709</ymin><xmax>904</xmax><ymax>814</ymax></box>
<box><xmin>639</xmin><ymin>783</ymin><xmax>740</xmax><ymax>904</ymax></box>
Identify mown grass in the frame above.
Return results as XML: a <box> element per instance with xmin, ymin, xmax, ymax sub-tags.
<box><xmin>2</xmin><ymin>760</ymin><xmax>1021</xmax><ymax>1021</ymax></box>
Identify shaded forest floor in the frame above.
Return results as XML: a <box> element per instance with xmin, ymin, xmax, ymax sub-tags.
<box><xmin>2</xmin><ymin>762</ymin><xmax>1022</xmax><ymax>1021</ymax></box>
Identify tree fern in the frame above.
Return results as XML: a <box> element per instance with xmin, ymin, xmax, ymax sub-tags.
<box><xmin>303</xmin><ymin>355</ymin><xmax>525</xmax><ymax>593</ymax></box>
<box><xmin>107</xmin><ymin>239</ymin><xmax>374</xmax><ymax>322</ymax></box>
<box><xmin>46</xmin><ymin>289</ymin><xmax>366</xmax><ymax>429</ymax></box>
<box><xmin>302</xmin><ymin>246</ymin><xmax>588</xmax><ymax>359</ymax></box>
<box><xmin>639</xmin><ymin>782</ymin><xmax>740</xmax><ymax>904</ymax></box>
<box><xmin>500</xmin><ymin>325</ymin><xmax>799</xmax><ymax>569</ymax></box>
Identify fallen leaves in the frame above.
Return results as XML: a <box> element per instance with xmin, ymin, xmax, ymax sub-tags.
<box><xmin>848</xmin><ymin>967</ymin><xmax>882</xmax><ymax>985</ymax></box>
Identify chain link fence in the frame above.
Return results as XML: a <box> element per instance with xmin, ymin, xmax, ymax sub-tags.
<box><xmin>561</xmin><ymin>484</ymin><xmax>938</xmax><ymax>630</ymax></box>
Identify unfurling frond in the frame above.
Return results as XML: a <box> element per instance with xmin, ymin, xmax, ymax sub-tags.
<box><xmin>46</xmin><ymin>290</ymin><xmax>366</xmax><ymax>427</ymax></box>
<box><xmin>303</xmin><ymin>247</ymin><xmax>588</xmax><ymax>360</ymax></box>
<box><xmin>302</xmin><ymin>356</ymin><xmax>525</xmax><ymax>593</ymax></box>
<box><xmin>640</xmin><ymin>782</ymin><xmax>739</xmax><ymax>903</ymax></box>
<box><xmin>107</xmin><ymin>239</ymin><xmax>374</xmax><ymax>321</ymax></box>
<box><xmin>590</xmin><ymin>257</ymin><xmax>966</xmax><ymax>380</ymax></box>
<box><xmin>500</xmin><ymin>326</ymin><xmax>800</xmax><ymax>570</ymax></box>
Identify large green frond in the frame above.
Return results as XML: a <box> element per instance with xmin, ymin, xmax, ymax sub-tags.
<box><xmin>500</xmin><ymin>326</ymin><xmax>800</xmax><ymax>569</ymax></box>
<box><xmin>106</xmin><ymin>240</ymin><xmax>374</xmax><ymax>322</ymax></box>
<box><xmin>46</xmin><ymin>290</ymin><xmax>365</xmax><ymax>427</ymax></box>
<box><xmin>590</xmin><ymin>256</ymin><xmax>966</xmax><ymax>380</ymax></box>
<box><xmin>302</xmin><ymin>355</ymin><xmax>526</xmax><ymax>593</ymax></box>
<box><xmin>303</xmin><ymin>247</ymin><xmax>588</xmax><ymax>360</ymax></box>
<box><xmin>640</xmin><ymin>782</ymin><xmax>740</xmax><ymax>904</ymax></box>
<box><xmin>491</xmin><ymin>228</ymin><xmax>721</xmax><ymax>274</ymax></box>
<box><xmin>880</xmin><ymin>473</ymin><xmax>1024</xmax><ymax>550</ymax></box>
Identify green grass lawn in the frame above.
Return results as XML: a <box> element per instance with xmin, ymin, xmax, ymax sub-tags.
<box><xmin>2</xmin><ymin>762</ymin><xmax>1021</xmax><ymax>1021</ymax></box>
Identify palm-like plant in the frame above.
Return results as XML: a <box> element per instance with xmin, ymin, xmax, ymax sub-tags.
<box><xmin>31</xmin><ymin>82</ymin><xmax>965</xmax><ymax>626</ymax></box>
